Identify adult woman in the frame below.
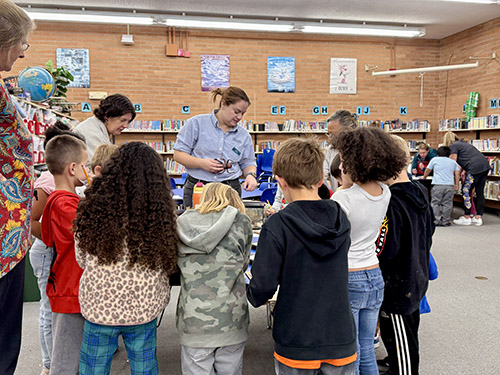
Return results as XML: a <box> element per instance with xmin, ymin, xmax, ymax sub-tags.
<box><xmin>324</xmin><ymin>110</ymin><xmax>358</xmax><ymax>190</ymax></box>
<box><xmin>73</xmin><ymin>93</ymin><xmax>135</xmax><ymax>160</ymax></box>
<box><xmin>174</xmin><ymin>86</ymin><xmax>258</xmax><ymax>208</ymax></box>
<box><xmin>0</xmin><ymin>1</ymin><xmax>34</xmax><ymax>374</ymax></box>
<box><xmin>443</xmin><ymin>131</ymin><xmax>490</xmax><ymax>226</ymax></box>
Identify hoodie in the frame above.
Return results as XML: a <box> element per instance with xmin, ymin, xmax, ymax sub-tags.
<box><xmin>247</xmin><ymin>200</ymin><xmax>357</xmax><ymax>361</ymax></box>
<box><xmin>41</xmin><ymin>190</ymin><xmax>82</xmax><ymax>314</ymax></box>
<box><xmin>376</xmin><ymin>181</ymin><xmax>435</xmax><ymax>315</ymax></box>
<box><xmin>176</xmin><ymin>206</ymin><xmax>253</xmax><ymax>347</ymax></box>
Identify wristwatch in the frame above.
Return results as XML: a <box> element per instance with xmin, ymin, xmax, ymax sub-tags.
<box><xmin>245</xmin><ymin>172</ymin><xmax>257</xmax><ymax>179</ymax></box>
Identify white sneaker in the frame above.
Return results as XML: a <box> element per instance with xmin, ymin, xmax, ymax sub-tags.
<box><xmin>471</xmin><ymin>217</ymin><xmax>483</xmax><ymax>226</ymax></box>
<box><xmin>453</xmin><ymin>216</ymin><xmax>472</xmax><ymax>226</ymax></box>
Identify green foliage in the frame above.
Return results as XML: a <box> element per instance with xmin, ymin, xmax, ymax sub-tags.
<box><xmin>44</xmin><ymin>60</ymin><xmax>74</xmax><ymax>98</ymax></box>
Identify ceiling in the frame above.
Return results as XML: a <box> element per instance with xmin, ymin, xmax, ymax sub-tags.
<box><xmin>16</xmin><ymin>0</ymin><xmax>500</xmax><ymax>39</ymax></box>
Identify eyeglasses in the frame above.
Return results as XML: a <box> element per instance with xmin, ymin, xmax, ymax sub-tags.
<box><xmin>215</xmin><ymin>158</ymin><xmax>233</xmax><ymax>174</ymax></box>
<box><xmin>22</xmin><ymin>43</ymin><xmax>30</xmax><ymax>51</ymax></box>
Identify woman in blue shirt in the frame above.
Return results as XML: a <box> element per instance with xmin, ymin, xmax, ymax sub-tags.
<box><xmin>174</xmin><ymin>87</ymin><xmax>258</xmax><ymax>208</ymax></box>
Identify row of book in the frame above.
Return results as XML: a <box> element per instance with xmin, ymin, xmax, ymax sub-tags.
<box><xmin>470</xmin><ymin>139</ymin><xmax>500</xmax><ymax>152</ymax></box>
<box><xmin>485</xmin><ymin>180</ymin><xmax>500</xmax><ymax>201</ymax></box>
<box><xmin>165</xmin><ymin>159</ymin><xmax>186</xmax><ymax>175</ymax></box>
<box><xmin>439</xmin><ymin>115</ymin><xmax>500</xmax><ymax>131</ymax></box>
<box><xmin>126</xmin><ymin>120</ymin><xmax>186</xmax><ymax>131</ymax></box>
<box><xmin>486</xmin><ymin>156</ymin><xmax>500</xmax><ymax>176</ymax></box>
<box><xmin>282</xmin><ymin>120</ymin><xmax>327</xmax><ymax>132</ymax></box>
<box><xmin>386</xmin><ymin>120</ymin><xmax>430</xmax><ymax>132</ymax></box>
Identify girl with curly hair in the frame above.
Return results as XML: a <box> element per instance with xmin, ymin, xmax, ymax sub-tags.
<box><xmin>74</xmin><ymin>142</ymin><xmax>178</xmax><ymax>375</ymax></box>
<box><xmin>331</xmin><ymin>127</ymin><xmax>407</xmax><ymax>375</ymax></box>
<box><xmin>176</xmin><ymin>183</ymin><xmax>253</xmax><ymax>375</ymax></box>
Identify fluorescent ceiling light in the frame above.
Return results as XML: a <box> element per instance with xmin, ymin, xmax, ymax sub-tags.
<box><xmin>25</xmin><ymin>9</ymin><xmax>425</xmax><ymax>37</ymax></box>
<box><xmin>438</xmin><ymin>0</ymin><xmax>498</xmax><ymax>3</ymax></box>
<box><xmin>372</xmin><ymin>61</ymin><xmax>479</xmax><ymax>76</ymax></box>
<box><xmin>27</xmin><ymin>10</ymin><xmax>154</xmax><ymax>25</ymax></box>
<box><xmin>302</xmin><ymin>25</ymin><xmax>424</xmax><ymax>38</ymax></box>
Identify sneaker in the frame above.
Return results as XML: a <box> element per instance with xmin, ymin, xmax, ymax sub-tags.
<box><xmin>374</xmin><ymin>330</ymin><xmax>381</xmax><ymax>348</ymax></box>
<box><xmin>453</xmin><ymin>216</ymin><xmax>472</xmax><ymax>226</ymax></box>
<box><xmin>471</xmin><ymin>217</ymin><xmax>483</xmax><ymax>226</ymax></box>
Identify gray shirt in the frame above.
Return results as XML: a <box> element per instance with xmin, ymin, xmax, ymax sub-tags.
<box><xmin>450</xmin><ymin>141</ymin><xmax>490</xmax><ymax>175</ymax></box>
<box><xmin>73</xmin><ymin>116</ymin><xmax>111</xmax><ymax>160</ymax></box>
<box><xmin>174</xmin><ymin>111</ymin><xmax>256</xmax><ymax>181</ymax></box>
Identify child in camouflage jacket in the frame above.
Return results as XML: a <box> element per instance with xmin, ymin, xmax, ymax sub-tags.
<box><xmin>176</xmin><ymin>183</ymin><xmax>253</xmax><ymax>375</ymax></box>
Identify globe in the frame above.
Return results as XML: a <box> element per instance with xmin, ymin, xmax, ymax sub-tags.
<box><xmin>18</xmin><ymin>66</ymin><xmax>55</xmax><ymax>102</ymax></box>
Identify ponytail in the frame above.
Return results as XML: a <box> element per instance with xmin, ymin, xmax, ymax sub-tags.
<box><xmin>211</xmin><ymin>86</ymin><xmax>251</xmax><ymax>108</ymax></box>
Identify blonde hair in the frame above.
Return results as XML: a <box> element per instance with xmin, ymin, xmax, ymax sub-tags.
<box><xmin>442</xmin><ymin>131</ymin><xmax>459</xmax><ymax>147</ymax></box>
<box><xmin>197</xmin><ymin>183</ymin><xmax>246</xmax><ymax>215</ymax></box>
<box><xmin>416</xmin><ymin>142</ymin><xmax>430</xmax><ymax>151</ymax></box>
<box><xmin>45</xmin><ymin>135</ymin><xmax>87</xmax><ymax>175</ymax></box>
<box><xmin>390</xmin><ymin>135</ymin><xmax>411</xmax><ymax>164</ymax></box>
<box><xmin>91</xmin><ymin>144</ymin><xmax>118</xmax><ymax>173</ymax></box>
<box><xmin>273</xmin><ymin>137</ymin><xmax>324</xmax><ymax>189</ymax></box>
<box><xmin>0</xmin><ymin>0</ymin><xmax>34</xmax><ymax>49</ymax></box>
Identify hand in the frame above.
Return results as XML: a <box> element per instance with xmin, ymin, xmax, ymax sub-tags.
<box><xmin>412</xmin><ymin>168</ymin><xmax>417</xmax><ymax>175</ymax></box>
<box><xmin>242</xmin><ymin>174</ymin><xmax>258</xmax><ymax>191</ymax></box>
<box><xmin>418</xmin><ymin>162</ymin><xmax>425</xmax><ymax>171</ymax></box>
<box><xmin>0</xmin><ymin>173</ymin><xmax>6</xmax><ymax>182</ymax></box>
<box><xmin>460</xmin><ymin>170</ymin><xmax>466</xmax><ymax>180</ymax></box>
<box><xmin>201</xmin><ymin>159</ymin><xmax>224</xmax><ymax>174</ymax></box>
<box><xmin>266</xmin><ymin>207</ymin><xmax>275</xmax><ymax>216</ymax></box>
<box><xmin>454</xmin><ymin>184</ymin><xmax>459</xmax><ymax>191</ymax></box>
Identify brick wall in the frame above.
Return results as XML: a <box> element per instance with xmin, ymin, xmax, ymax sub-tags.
<box><xmin>12</xmin><ymin>18</ymin><xmax>499</xmax><ymax>148</ymax></box>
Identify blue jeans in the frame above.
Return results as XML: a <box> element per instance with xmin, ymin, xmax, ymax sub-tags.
<box><xmin>348</xmin><ymin>268</ymin><xmax>384</xmax><ymax>375</ymax></box>
<box><xmin>29</xmin><ymin>239</ymin><xmax>53</xmax><ymax>369</ymax></box>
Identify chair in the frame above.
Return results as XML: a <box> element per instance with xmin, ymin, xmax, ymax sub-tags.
<box><xmin>258</xmin><ymin>149</ymin><xmax>275</xmax><ymax>183</ymax></box>
<box><xmin>170</xmin><ymin>177</ymin><xmax>176</xmax><ymax>190</ymax></box>
<box><xmin>260</xmin><ymin>187</ymin><xmax>277</xmax><ymax>204</ymax></box>
<box><xmin>259</xmin><ymin>182</ymin><xmax>277</xmax><ymax>190</ymax></box>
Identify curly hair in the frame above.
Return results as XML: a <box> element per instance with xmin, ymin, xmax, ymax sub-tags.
<box><xmin>74</xmin><ymin>142</ymin><xmax>178</xmax><ymax>275</ymax></box>
<box><xmin>94</xmin><ymin>94</ymin><xmax>136</xmax><ymax>123</ymax></box>
<box><xmin>332</xmin><ymin>127</ymin><xmax>407</xmax><ymax>184</ymax></box>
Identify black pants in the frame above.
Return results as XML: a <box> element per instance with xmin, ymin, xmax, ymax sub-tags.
<box><xmin>464</xmin><ymin>170</ymin><xmax>488</xmax><ymax>216</ymax></box>
<box><xmin>183</xmin><ymin>175</ymin><xmax>242</xmax><ymax>208</ymax></box>
<box><xmin>0</xmin><ymin>256</ymin><xmax>26</xmax><ymax>375</ymax></box>
<box><xmin>380</xmin><ymin>308</ymin><xmax>420</xmax><ymax>375</ymax></box>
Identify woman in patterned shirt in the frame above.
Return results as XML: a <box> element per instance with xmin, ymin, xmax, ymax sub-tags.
<box><xmin>0</xmin><ymin>1</ymin><xmax>35</xmax><ymax>374</ymax></box>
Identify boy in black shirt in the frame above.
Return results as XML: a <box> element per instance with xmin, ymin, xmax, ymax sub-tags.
<box><xmin>376</xmin><ymin>135</ymin><xmax>435</xmax><ymax>375</ymax></box>
<box><xmin>247</xmin><ymin>138</ymin><xmax>356</xmax><ymax>374</ymax></box>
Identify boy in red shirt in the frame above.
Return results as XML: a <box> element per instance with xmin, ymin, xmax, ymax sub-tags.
<box><xmin>42</xmin><ymin>134</ymin><xmax>88</xmax><ymax>375</ymax></box>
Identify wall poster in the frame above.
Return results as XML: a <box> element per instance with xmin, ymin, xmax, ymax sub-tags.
<box><xmin>201</xmin><ymin>54</ymin><xmax>230</xmax><ymax>91</ymax></box>
<box><xmin>267</xmin><ymin>56</ymin><xmax>295</xmax><ymax>93</ymax></box>
<box><xmin>330</xmin><ymin>58</ymin><xmax>357</xmax><ymax>94</ymax></box>
<box><xmin>56</xmin><ymin>48</ymin><xmax>90</xmax><ymax>88</ymax></box>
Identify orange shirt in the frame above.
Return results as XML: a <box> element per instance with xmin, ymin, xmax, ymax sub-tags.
<box><xmin>274</xmin><ymin>352</ymin><xmax>357</xmax><ymax>370</ymax></box>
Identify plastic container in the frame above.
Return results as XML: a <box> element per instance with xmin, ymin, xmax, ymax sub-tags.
<box><xmin>192</xmin><ymin>182</ymin><xmax>204</xmax><ymax>208</ymax></box>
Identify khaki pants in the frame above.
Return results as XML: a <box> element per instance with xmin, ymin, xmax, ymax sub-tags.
<box><xmin>181</xmin><ymin>342</ymin><xmax>245</xmax><ymax>375</ymax></box>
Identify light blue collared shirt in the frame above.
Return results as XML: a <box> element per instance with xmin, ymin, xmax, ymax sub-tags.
<box><xmin>174</xmin><ymin>111</ymin><xmax>256</xmax><ymax>181</ymax></box>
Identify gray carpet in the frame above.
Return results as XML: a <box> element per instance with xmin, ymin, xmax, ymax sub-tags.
<box><xmin>16</xmin><ymin>207</ymin><xmax>500</xmax><ymax>374</ymax></box>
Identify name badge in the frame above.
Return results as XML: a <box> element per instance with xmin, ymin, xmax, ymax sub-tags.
<box><xmin>232</xmin><ymin>147</ymin><xmax>241</xmax><ymax>156</ymax></box>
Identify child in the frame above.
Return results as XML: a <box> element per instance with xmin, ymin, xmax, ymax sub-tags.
<box><xmin>422</xmin><ymin>146</ymin><xmax>460</xmax><ymax>226</ymax></box>
<box><xmin>89</xmin><ymin>143</ymin><xmax>118</xmax><ymax>176</ymax></box>
<box><xmin>331</xmin><ymin>127</ymin><xmax>407</xmax><ymax>375</ymax></box>
<box><xmin>176</xmin><ymin>182</ymin><xmax>253</xmax><ymax>375</ymax></box>
<box><xmin>29</xmin><ymin>122</ymin><xmax>84</xmax><ymax>375</ymax></box>
<box><xmin>41</xmin><ymin>134</ymin><xmax>89</xmax><ymax>375</ymax></box>
<box><xmin>248</xmin><ymin>138</ymin><xmax>357</xmax><ymax>374</ymax></box>
<box><xmin>330</xmin><ymin>154</ymin><xmax>353</xmax><ymax>192</ymax></box>
<box><xmin>375</xmin><ymin>135</ymin><xmax>435</xmax><ymax>375</ymax></box>
<box><xmin>74</xmin><ymin>142</ymin><xmax>178</xmax><ymax>375</ymax></box>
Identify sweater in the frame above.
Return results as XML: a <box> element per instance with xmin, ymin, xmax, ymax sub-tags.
<box><xmin>41</xmin><ymin>190</ymin><xmax>82</xmax><ymax>313</ymax></box>
<box><xmin>376</xmin><ymin>181</ymin><xmax>435</xmax><ymax>315</ymax></box>
<box><xmin>73</xmin><ymin>116</ymin><xmax>110</xmax><ymax>160</ymax></box>
<box><xmin>76</xmin><ymin>246</ymin><xmax>170</xmax><ymax>326</ymax></box>
<box><xmin>176</xmin><ymin>206</ymin><xmax>253</xmax><ymax>347</ymax></box>
<box><xmin>247</xmin><ymin>200</ymin><xmax>357</xmax><ymax>361</ymax></box>
<box><xmin>0</xmin><ymin>77</ymin><xmax>33</xmax><ymax>278</ymax></box>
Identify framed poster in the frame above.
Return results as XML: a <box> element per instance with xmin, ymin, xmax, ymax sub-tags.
<box><xmin>56</xmin><ymin>48</ymin><xmax>90</xmax><ymax>88</ymax></box>
<box><xmin>268</xmin><ymin>56</ymin><xmax>295</xmax><ymax>93</ymax></box>
<box><xmin>330</xmin><ymin>58</ymin><xmax>357</xmax><ymax>94</ymax></box>
<box><xmin>201</xmin><ymin>54</ymin><xmax>230</xmax><ymax>91</ymax></box>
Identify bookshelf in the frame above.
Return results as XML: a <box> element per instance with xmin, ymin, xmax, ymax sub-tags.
<box><xmin>440</xmin><ymin>116</ymin><xmax>500</xmax><ymax>209</ymax></box>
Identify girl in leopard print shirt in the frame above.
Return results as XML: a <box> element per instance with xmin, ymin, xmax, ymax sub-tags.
<box><xmin>74</xmin><ymin>142</ymin><xmax>178</xmax><ymax>375</ymax></box>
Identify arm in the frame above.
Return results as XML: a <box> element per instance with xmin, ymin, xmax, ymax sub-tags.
<box><xmin>422</xmin><ymin>168</ymin><xmax>431</xmax><ymax>180</ymax></box>
<box><xmin>173</xmin><ymin>150</ymin><xmax>224</xmax><ymax>173</ymax></box>
<box><xmin>376</xmin><ymin>206</ymin><xmax>402</xmax><ymax>262</ymax></box>
<box><xmin>411</xmin><ymin>154</ymin><xmax>419</xmax><ymax>175</ymax></box>
<box><xmin>454</xmin><ymin>170</ymin><xmax>460</xmax><ymax>190</ymax></box>
<box><xmin>247</xmin><ymin>226</ymin><xmax>283</xmax><ymax>307</ymax></box>
<box><xmin>242</xmin><ymin>165</ymin><xmax>258</xmax><ymax>191</ymax></box>
<box><xmin>31</xmin><ymin>188</ymin><xmax>49</xmax><ymax>240</ymax></box>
